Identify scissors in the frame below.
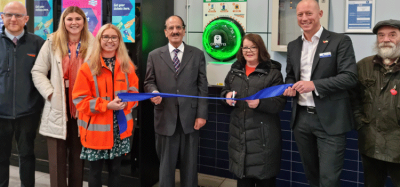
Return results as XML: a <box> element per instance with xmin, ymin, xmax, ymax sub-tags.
<box><xmin>231</xmin><ymin>90</ymin><xmax>236</xmax><ymax>106</ymax></box>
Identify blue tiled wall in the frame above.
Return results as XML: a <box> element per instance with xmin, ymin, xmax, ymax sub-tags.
<box><xmin>198</xmin><ymin>87</ymin><xmax>395</xmax><ymax>187</ymax></box>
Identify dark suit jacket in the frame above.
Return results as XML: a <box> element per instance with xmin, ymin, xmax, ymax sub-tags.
<box><xmin>144</xmin><ymin>43</ymin><xmax>208</xmax><ymax>136</ymax></box>
<box><xmin>285</xmin><ymin>28</ymin><xmax>357</xmax><ymax>135</ymax></box>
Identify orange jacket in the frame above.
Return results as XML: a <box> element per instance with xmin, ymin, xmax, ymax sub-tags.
<box><xmin>72</xmin><ymin>57</ymin><xmax>138</xmax><ymax>150</ymax></box>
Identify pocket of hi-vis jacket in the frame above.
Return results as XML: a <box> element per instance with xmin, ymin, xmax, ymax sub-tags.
<box><xmin>82</xmin><ymin>112</ymin><xmax>114</xmax><ymax>149</ymax></box>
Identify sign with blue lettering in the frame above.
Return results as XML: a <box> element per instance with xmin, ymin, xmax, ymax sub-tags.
<box><xmin>112</xmin><ymin>0</ymin><xmax>135</xmax><ymax>43</ymax></box>
<box><xmin>345</xmin><ymin>0</ymin><xmax>375</xmax><ymax>33</ymax></box>
<box><xmin>34</xmin><ymin>0</ymin><xmax>53</xmax><ymax>39</ymax></box>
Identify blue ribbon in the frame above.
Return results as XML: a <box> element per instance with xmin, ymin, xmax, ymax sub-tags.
<box><xmin>117</xmin><ymin>84</ymin><xmax>293</xmax><ymax>101</ymax></box>
<box><xmin>117</xmin><ymin>84</ymin><xmax>293</xmax><ymax>135</ymax></box>
<box><xmin>117</xmin><ymin>110</ymin><xmax>128</xmax><ymax>135</ymax></box>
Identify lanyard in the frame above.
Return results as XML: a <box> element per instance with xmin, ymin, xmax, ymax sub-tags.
<box><xmin>67</xmin><ymin>40</ymin><xmax>81</xmax><ymax>59</ymax></box>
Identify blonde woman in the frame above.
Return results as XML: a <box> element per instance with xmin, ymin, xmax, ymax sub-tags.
<box><xmin>31</xmin><ymin>6</ymin><xmax>94</xmax><ymax>187</ymax></box>
<box><xmin>72</xmin><ymin>23</ymin><xmax>138</xmax><ymax>187</ymax></box>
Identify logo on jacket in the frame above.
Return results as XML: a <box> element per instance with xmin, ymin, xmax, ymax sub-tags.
<box><xmin>116</xmin><ymin>79</ymin><xmax>126</xmax><ymax>83</ymax></box>
<box><xmin>27</xmin><ymin>54</ymin><xmax>36</xmax><ymax>57</ymax></box>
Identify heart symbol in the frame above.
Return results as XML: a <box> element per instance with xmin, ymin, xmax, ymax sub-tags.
<box><xmin>391</xmin><ymin>89</ymin><xmax>397</xmax><ymax>96</ymax></box>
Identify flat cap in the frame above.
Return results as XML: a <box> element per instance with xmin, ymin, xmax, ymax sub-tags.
<box><xmin>373</xmin><ymin>19</ymin><xmax>400</xmax><ymax>34</ymax></box>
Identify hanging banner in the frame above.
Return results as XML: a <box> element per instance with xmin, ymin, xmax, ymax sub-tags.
<box><xmin>112</xmin><ymin>0</ymin><xmax>135</xmax><ymax>43</ymax></box>
<box><xmin>0</xmin><ymin>0</ymin><xmax>25</xmax><ymax>34</ymax></box>
<box><xmin>34</xmin><ymin>0</ymin><xmax>53</xmax><ymax>39</ymax></box>
<box><xmin>62</xmin><ymin>0</ymin><xmax>102</xmax><ymax>36</ymax></box>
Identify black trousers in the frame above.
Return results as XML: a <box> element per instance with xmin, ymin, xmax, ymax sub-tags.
<box><xmin>361</xmin><ymin>154</ymin><xmax>400</xmax><ymax>187</ymax></box>
<box><xmin>293</xmin><ymin>106</ymin><xmax>346</xmax><ymax>187</ymax></box>
<box><xmin>0</xmin><ymin>113</ymin><xmax>40</xmax><ymax>187</ymax></box>
<box><xmin>88</xmin><ymin>156</ymin><xmax>122</xmax><ymax>187</ymax></box>
<box><xmin>155</xmin><ymin>117</ymin><xmax>199</xmax><ymax>187</ymax></box>
<box><xmin>237</xmin><ymin>177</ymin><xmax>276</xmax><ymax>187</ymax></box>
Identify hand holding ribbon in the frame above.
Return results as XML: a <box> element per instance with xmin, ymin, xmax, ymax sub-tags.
<box><xmin>116</xmin><ymin>84</ymin><xmax>293</xmax><ymax>136</ymax></box>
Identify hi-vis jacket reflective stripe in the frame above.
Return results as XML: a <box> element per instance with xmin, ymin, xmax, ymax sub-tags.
<box><xmin>72</xmin><ymin>56</ymin><xmax>138</xmax><ymax>150</ymax></box>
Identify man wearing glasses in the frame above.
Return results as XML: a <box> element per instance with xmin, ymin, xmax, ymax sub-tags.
<box><xmin>144</xmin><ymin>15</ymin><xmax>208</xmax><ymax>187</ymax></box>
<box><xmin>0</xmin><ymin>2</ymin><xmax>44</xmax><ymax>187</ymax></box>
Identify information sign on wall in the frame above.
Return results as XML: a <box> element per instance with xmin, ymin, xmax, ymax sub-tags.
<box><xmin>203</xmin><ymin>0</ymin><xmax>246</xmax><ymax>31</ymax></box>
<box><xmin>345</xmin><ymin>0</ymin><xmax>375</xmax><ymax>33</ymax></box>
<box><xmin>112</xmin><ymin>0</ymin><xmax>135</xmax><ymax>43</ymax></box>
<box><xmin>62</xmin><ymin>0</ymin><xmax>102</xmax><ymax>36</ymax></box>
<box><xmin>0</xmin><ymin>0</ymin><xmax>25</xmax><ymax>34</ymax></box>
<box><xmin>34</xmin><ymin>0</ymin><xmax>53</xmax><ymax>39</ymax></box>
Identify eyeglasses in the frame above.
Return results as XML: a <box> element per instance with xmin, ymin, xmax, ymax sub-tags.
<box><xmin>101</xmin><ymin>35</ymin><xmax>119</xmax><ymax>42</ymax></box>
<box><xmin>242</xmin><ymin>46</ymin><xmax>257</xmax><ymax>52</ymax></box>
<box><xmin>166</xmin><ymin>25</ymin><xmax>184</xmax><ymax>31</ymax></box>
<box><xmin>2</xmin><ymin>13</ymin><xmax>26</xmax><ymax>19</ymax></box>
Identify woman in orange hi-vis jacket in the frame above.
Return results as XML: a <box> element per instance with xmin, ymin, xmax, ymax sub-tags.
<box><xmin>72</xmin><ymin>23</ymin><xmax>138</xmax><ymax>187</ymax></box>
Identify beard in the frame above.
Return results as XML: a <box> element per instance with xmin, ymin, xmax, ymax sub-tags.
<box><xmin>375</xmin><ymin>41</ymin><xmax>400</xmax><ymax>60</ymax></box>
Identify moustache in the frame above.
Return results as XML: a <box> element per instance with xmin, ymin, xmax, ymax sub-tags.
<box><xmin>379</xmin><ymin>42</ymin><xmax>396</xmax><ymax>48</ymax></box>
<box><xmin>171</xmin><ymin>33</ymin><xmax>180</xmax><ymax>37</ymax></box>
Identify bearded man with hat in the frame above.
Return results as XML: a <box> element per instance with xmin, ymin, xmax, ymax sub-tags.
<box><xmin>351</xmin><ymin>19</ymin><xmax>400</xmax><ymax>186</ymax></box>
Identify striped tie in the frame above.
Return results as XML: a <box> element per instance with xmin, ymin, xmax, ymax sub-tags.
<box><xmin>12</xmin><ymin>37</ymin><xmax>18</xmax><ymax>45</ymax></box>
<box><xmin>173</xmin><ymin>49</ymin><xmax>180</xmax><ymax>72</ymax></box>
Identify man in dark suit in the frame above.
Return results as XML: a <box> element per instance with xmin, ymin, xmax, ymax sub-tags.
<box><xmin>144</xmin><ymin>15</ymin><xmax>208</xmax><ymax>187</ymax></box>
<box><xmin>283</xmin><ymin>0</ymin><xmax>357</xmax><ymax>186</ymax></box>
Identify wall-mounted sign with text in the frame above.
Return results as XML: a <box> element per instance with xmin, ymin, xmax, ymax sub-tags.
<box><xmin>62</xmin><ymin>0</ymin><xmax>102</xmax><ymax>36</ymax></box>
<box><xmin>34</xmin><ymin>0</ymin><xmax>53</xmax><ymax>39</ymax></box>
<box><xmin>345</xmin><ymin>0</ymin><xmax>375</xmax><ymax>33</ymax></box>
<box><xmin>203</xmin><ymin>0</ymin><xmax>247</xmax><ymax>31</ymax></box>
<box><xmin>112</xmin><ymin>0</ymin><xmax>135</xmax><ymax>43</ymax></box>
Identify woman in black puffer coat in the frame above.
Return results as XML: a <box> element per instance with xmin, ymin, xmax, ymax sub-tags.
<box><xmin>221</xmin><ymin>33</ymin><xmax>286</xmax><ymax>187</ymax></box>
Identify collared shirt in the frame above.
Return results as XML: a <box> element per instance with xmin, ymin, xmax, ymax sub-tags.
<box><xmin>168</xmin><ymin>42</ymin><xmax>184</xmax><ymax>62</ymax></box>
<box><xmin>298</xmin><ymin>25</ymin><xmax>323</xmax><ymax>107</ymax></box>
<box><xmin>4</xmin><ymin>29</ymin><xmax>24</xmax><ymax>41</ymax></box>
<box><xmin>152</xmin><ymin>42</ymin><xmax>184</xmax><ymax>94</ymax></box>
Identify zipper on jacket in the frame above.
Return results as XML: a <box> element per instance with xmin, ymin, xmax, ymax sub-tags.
<box><xmin>103</xmin><ymin>66</ymin><xmax>114</xmax><ymax>100</ymax></box>
<box><xmin>261</xmin><ymin>122</ymin><xmax>265</xmax><ymax>147</ymax></box>
<box><xmin>13</xmin><ymin>47</ymin><xmax>16</xmax><ymax>117</ymax></box>
<box><xmin>6</xmin><ymin>46</ymin><xmax>10</xmax><ymax>77</ymax></box>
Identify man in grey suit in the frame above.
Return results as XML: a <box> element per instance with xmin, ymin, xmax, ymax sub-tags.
<box><xmin>283</xmin><ymin>0</ymin><xmax>357</xmax><ymax>186</ymax></box>
<box><xmin>144</xmin><ymin>15</ymin><xmax>208</xmax><ymax>187</ymax></box>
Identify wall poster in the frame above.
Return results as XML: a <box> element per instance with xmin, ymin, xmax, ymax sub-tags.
<box><xmin>34</xmin><ymin>0</ymin><xmax>53</xmax><ymax>39</ymax></box>
<box><xmin>112</xmin><ymin>0</ymin><xmax>135</xmax><ymax>43</ymax></box>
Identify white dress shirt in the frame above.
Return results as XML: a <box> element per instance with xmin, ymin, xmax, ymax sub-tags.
<box><xmin>168</xmin><ymin>42</ymin><xmax>184</xmax><ymax>62</ymax></box>
<box><xmin>298</xmin><ymin>26</ymin><xmax>323</xmax><ymax>107</ymax></box>
<box><xmin>152</xmin><ymin>42</ymin><xmax>185</xmax><ymax>94</ymax></box>
<box><xmin>4</xmin><ymin>29</ymin><xmax>24</xmax><ymax>41</ymax></box>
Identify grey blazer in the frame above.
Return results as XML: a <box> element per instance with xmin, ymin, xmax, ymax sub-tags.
<box><xmin>285</xmin><ymin>28</ymin><xmax>358</xmax><ymax>135</ymax></box>
<box><xmin>144</xmin><ymin>43</ymin><xmax>208</xmax><ymax>136</ymax></box>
